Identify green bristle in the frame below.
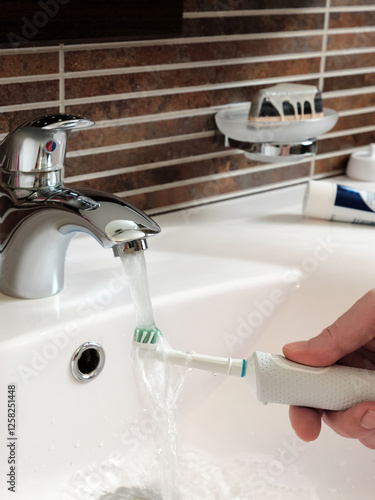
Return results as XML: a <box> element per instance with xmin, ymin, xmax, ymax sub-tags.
<box><xmin>134</xmin><ymin>325</ymin><xmax>162</xmax><ymax>344</ymax></box>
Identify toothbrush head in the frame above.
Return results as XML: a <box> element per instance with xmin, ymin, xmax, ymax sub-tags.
<box><xmin>133</xmin><ymin>325</ymin><xmax>162</xmax><ymax>349</ymax></box>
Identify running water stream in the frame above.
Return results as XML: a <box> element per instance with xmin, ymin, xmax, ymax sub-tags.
<box><xmin>120</xmin><ymin>250</ymin><xmax>187</xmax><ymax>500</ymax></box>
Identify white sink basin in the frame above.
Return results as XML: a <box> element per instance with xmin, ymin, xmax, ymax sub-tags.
<box><xmin>1</xmin><ymin>179</ymin><xmax>375</xmax><ymax>499</ymax></box>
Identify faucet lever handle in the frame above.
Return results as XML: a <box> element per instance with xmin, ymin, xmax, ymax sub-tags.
<box><xmin>20</xmin><ymin>113</ymin><xmax>94</xmax><ymax>131</ymax></box>
<box><xmin>1</xmin><ymin>113</ymin><xmax>94</xmax><ymax>191</ymax></box>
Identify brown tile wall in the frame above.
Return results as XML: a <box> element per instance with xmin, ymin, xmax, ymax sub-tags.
<box><xmin>1</xmin><ymin>1</ymin><xmax>375</xmax><ymax>213</ymax></box>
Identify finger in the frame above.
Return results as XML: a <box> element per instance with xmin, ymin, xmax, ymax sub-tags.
<box><xmin>323</xmin><ymin>402</ymin><xmax>375</xmax><ymax>449</ymax></box>
<box><xmin>339</xmin><ymin>348</ymin><xmax>375</xmax><ymax>370</ymax></box>
<box><xmin>283</xmin><ymin>289</ymin><xmax>375</xmax><ymax>367</ymax></box>
<box><xmin>289</xmin><ymin>405</ymin><xmax>323</xmax><ymax>442</ymax></box>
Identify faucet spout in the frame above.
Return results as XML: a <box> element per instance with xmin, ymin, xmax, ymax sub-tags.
<box><xmin>0</xmin><ymin>113</ymin><xmax>161</xmax><ymax>299</ymax></box>
<box><xmin>0</xmin><ymin>185</ymin><xmax>160</xmax><ymax>299</ymax></box>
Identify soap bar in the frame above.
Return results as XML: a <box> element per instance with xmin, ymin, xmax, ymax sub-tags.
<box><xmin>248</xmin><ymin>83</ymin><xmax>323</xmax><ymax>122</ymax></box>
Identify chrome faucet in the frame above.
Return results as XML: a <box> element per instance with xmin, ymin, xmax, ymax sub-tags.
<box><xmin>0</xmin><ymin>113</ymin><xmax>161</xmax><ymax>299</ymax></box>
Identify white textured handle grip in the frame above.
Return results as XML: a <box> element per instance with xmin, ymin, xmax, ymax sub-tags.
<box><xmin>251</xmin><ymin>351</ymin><xmax>375</xmax><ymax>411</ymax></box>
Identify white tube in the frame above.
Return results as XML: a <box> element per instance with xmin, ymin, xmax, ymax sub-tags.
<box><xmin>304</xmin><ymin>180</ymin><xmax>375</xmax><ymax>225</ymax></box>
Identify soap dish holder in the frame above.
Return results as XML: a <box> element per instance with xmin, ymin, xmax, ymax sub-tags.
<box><xmin>215</xmin><ymin>103</ymin><xmax>338</xmax><ymax>163</ymax></box>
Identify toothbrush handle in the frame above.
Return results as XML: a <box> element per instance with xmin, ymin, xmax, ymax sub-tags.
<box><xmin>251</xmin><ymin>351</ymin><xmax>375</xmax><ymax>411</ymax></box>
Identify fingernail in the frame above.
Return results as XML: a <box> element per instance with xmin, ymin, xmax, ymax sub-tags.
<box><xmin>361</xmin><ymin>410</ymin><xmax>375</xmax><ymax>430</ymax></box>
<box><xmin>283</xmin><ymin>341</ymin><xmax>308</xmax><ymax>353</ymax></box>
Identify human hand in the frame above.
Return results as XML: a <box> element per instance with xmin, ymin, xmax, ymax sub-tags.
<box><xmin>283</xmin><ymin>289</ymin><xmax>375</xmax><ymax>449</ymax></box>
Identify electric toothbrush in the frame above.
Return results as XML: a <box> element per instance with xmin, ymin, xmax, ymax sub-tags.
<box><xmin>134</xmin><ymin>326</ymin><xmax>375</xmax><ymax>412</ymax></box>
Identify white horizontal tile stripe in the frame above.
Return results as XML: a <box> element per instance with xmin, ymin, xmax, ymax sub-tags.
<box><xmin>339</xmin><ymin>105</ymin><xmax>375</xmax><ymax>116</ymax></box>
<box><xmin>146</xmin><ymin>176</ymin><xmax>352</xmax><ymax>216</ymax></box>
<box><xmin>323</xmin><ymin>124</ymin><xmax>375</xmax><ymax>139</ymax></box>
<box><xmin>326</xmin><ymin>47</ymin><xmax>375</xmax><ymax>58</ymax></box>
<box><xmin>115</xmin><ymin>172</ymin><xmax>244</xmax><ymax>198</ymax></box>
<box><xmin>64</xmin><ymin>74</ymin><xmax>323</xmax><ymax>106</ymax></box>
<box><xmin>0</xmin><ymin>73</ymin><xmax>60</xmax><ymax>85</ymax></box>
<box><xmin>183</xmin><ymin>8</ymin><xmax>327</xmax><ymax>18</ymax></box>
<box><xmin>330</xmin><ymin>5</ymin><xmax>375</xmax><ymax>13</ymax></box>
<box><xmin>183</xmin><ymin>5</ymin><xmax>375</xmax><ymax>18</ymax></box>
<box><xmin>114</xmin><ymin>160</ymin><xmax>311</xmax><ymax>199</ymax></box>
<box><xmin>324</xmin><ymin>86</ymin><xmax>375</xmax><ymax>99</ymax></box>
<box><xmin>0</xmin><ymin>46</ymin><xmax>58</xmax><ymax>56</ymax></box>
<box><xmin>66</xmin><ymin>130</ymin><xmax>215</xmax><ymax>158</ymax></box>
<box><xmin>328</xmin><ymin>26</ymin><xmax>375</xmax><ymax>35</ymax></box>
<box><xmin>314</xmin><ymin>148</ymin><xmax>355</xmax><ymax>161</ymax></box>
<box><xmin>64</xmin><ymin>51</ymin><xmax>322</xmax><ymax>80</ymax></box>
<box><xmin>0</xmin><ymin>100</ymin><xmax>59</xmax><ymax>113</ymax></box>
<box><xmin>92</xmin><ymin>107</ymin><xmax>219</xmax><ymax>128</ymax></box>
<box><xmin>325</xmin><ymin>66</ymin><xmax>375</xmax><ymax>79</ymax></box>
<box><xmin>64</xmin><ymin>150</ymin><xmax>239</xmax><ymax>183</ymax></box>
<box><xmin>62</xmin><ymin>30</ymin><xmax>325</xmax><ymax>51</ymax></box>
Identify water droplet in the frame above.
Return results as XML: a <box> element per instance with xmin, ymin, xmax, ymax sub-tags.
<box><xmin>75</xmin><ymin>441</ymin><xmax>81</xmax><ymax>448</ymax></box>
<box><xmin>98</xmin><ymin>442</ymin><xmax>104</xmax><ymax>448</ymax></box>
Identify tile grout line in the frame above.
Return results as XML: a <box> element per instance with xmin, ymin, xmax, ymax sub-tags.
<box><xmin>143</xmin><ymin>178</ymin><xmax>313</xmax><ymax>215</ymax></box>
<box><xmin>183</xmin><ymin>8</ymin><xmax>328</xmax><ymax>18</ymax></box>
<box><xmin>314</xmin><ymin>0</ymin><xmax>331</xmax><ymax>177</ymax></box>
<box><xmin>66</xmin><ymin>131</ymin><xmax>216</xmax><ymax>157</ymax></box>
<box><xmin>59</xmin><ymin>44</ymin><xmax>65</xmax><ymax>113</ymax></box>
<box><xmin>64</xmin><ymin>150</ymin><xmax>241</xmax><ymax>182</ymax></box>
<box><xmin>319</xmin><ymin>0</ymin><xmax>331</xmax><ymax>92</ymax></box>
<box><xmin>183</xmin><ymin>5</ymin><xmax>375</xmax><ymax>18</ymax></box>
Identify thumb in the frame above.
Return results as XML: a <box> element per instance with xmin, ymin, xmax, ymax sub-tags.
<box><xmin>323</xmin><ymin>402</ymin><xmax>375</xmax><ymax>449</ymax></box>
<box><xmin>283</xmin><ymin>290</ymin><xmax>375</xmax><ymax>366</ymax></box>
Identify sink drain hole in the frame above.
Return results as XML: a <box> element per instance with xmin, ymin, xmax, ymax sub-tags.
<box><xmin>78</xmin><ymin>348</ymin><xmax>100</xmax><ymax>374</ymax></box>
<box><xmin>71</xmin><ymin>342</ymin><xmax>105</xmax><ymax>382</ymax></box>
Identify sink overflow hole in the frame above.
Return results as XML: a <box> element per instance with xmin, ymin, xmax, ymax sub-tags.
<box><xmin>71</xmin><ymin>342</ymin><xmax>105</xmax><ymax>383</ymax></box>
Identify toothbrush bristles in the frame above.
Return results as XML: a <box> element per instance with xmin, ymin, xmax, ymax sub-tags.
<box><xmin>134</xmin><ymin>325</ymin><xmax>162</xmax><ymax>345</ymax></box>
